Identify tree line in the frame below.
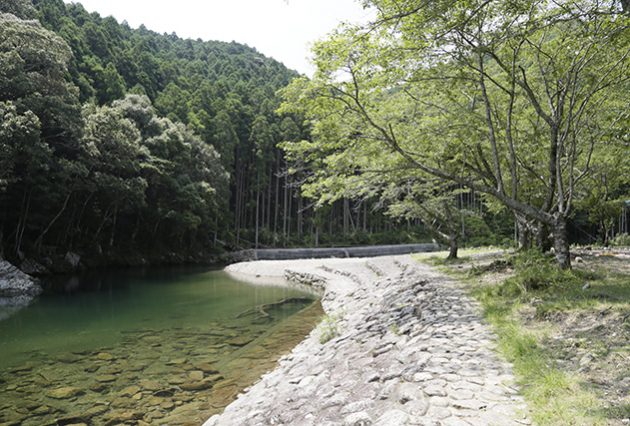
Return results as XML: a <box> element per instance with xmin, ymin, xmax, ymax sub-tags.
<box><xmin>0</xmin><ymin>0</ymin><xmax>434</xmax><ymax>272</ymax></box>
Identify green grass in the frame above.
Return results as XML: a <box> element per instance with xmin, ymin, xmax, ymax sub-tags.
<box><xmin>472</xmin><ymin>284</ymin><xmax>604</xmax><ymax>425</ymax></box>
<box><xmin>415</xmin><ymin>249</ymin><xmax>630</xmax><ymax>425</ymax></box>
<box><xmin>317</xmin><ymin>314</ymin><xmax>341</xmax><ymax>344</ymax></box>
<box><xmin>412</xmin><ymin>246</ymin><xmax>505</xmax><ymax>266</ymax></box>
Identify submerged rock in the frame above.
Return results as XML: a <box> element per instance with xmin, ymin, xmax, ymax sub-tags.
<box><xmin>95</xmin><ymin>352</ymin><xmax>114</xmax><ymax>361</ymax></box>
<box><xmin>46</xmin><ymin>386</ymin><xmax>83</xmax><ymax>399</ymax></box>
<box><xmin>95</xmin><ymin>374</ymin><xmax>117</xmax><ymax>383</ymax></box>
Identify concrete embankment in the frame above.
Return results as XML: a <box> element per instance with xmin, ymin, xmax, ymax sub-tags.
<box><xmin>228</xmin><ymin>243</ymin><xmax>440</xmax><ymax>262</ymax></box>
<box><xmin>206</xmin><ymin>255</ymin><xmax>529</xmax><ymax>426</ymax></box>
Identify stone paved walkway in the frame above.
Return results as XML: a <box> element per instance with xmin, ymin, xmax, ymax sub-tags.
<box><xmin>205</xmin><ymin>255</ymin><xmax>529</xmax><ymax>426</ymax></box>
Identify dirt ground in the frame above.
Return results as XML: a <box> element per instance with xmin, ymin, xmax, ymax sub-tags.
<box><xmin>446</xmin><ymin>248</ymin><xmax>630</xmax><ymax>425</ymax></box>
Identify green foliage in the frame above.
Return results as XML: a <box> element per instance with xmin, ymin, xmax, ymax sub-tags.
<box><xmin>610</xmin><ymin>233</ymin><xmax>630</xmax><ymax>247</ymax></box>
<box><xmin>496</xmin><ymin>251</ymin><xmax>582</xmax><ymax>297</ymax></box>
<box><xmin>281</xmin><ymin>0</ymin><xmax>630</xmax><ymax>267</ymax></box>
<box><xmin>2</xmin><ymin>0</ymin><xmax>354</xmax><ymax>263</ymax></box>
<box><xmin>0</xmin><ymin>0</ymin><xmax>37</xmax><ymax>19</ymax></box>
<box><xmin>0</xmin><ymin>7</ymin><xmax>230</xmax><ymax>261</ymax></box>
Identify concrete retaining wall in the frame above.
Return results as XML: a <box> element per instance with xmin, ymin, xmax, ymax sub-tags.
<box><xmin>228</xmin><ymin>243</ymin><xmax>440</xmax><ymax>262</ymax></box>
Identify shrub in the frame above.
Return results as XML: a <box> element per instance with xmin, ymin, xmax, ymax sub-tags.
<box><xmin>497</xmin><ymin>250</ymin><xmax>581</xmax><ymax>297</ymax></box>
<box><xmin>610</xmin><ymin>233</ymin><xmax>630</xmax><ymax>247</ymax></box>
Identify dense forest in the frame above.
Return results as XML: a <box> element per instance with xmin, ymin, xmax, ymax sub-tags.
<box><xmin>1</xmin><ymin>0</ymin><xmax>628</xmax><ymax>273</ymax></box>
<box><xmin>0</xmin><ymin>0</ymin><xmax>430</xmax><ymax>272</ymax></box>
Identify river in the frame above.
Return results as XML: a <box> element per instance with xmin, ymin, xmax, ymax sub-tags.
<box><xmin>0</xmin><ymin>266</ymin><xmax>322</xmax><ymax>425</ymax></box>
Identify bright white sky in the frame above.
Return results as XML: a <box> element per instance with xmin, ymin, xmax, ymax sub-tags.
<box><xmin>64</xmin><ymin>0</ymin><xmax>374</xmax><ymax>76</ymax></box>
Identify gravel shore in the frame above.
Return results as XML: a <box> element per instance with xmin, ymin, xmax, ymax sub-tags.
<box><xmin>205</xmin><ymin>255</ymin><xmax>529</xmax><ymax>426</ymax></box>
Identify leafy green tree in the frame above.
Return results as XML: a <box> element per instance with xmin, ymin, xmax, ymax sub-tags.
<box><xmin>0</xmin><ymin>0</ymin><xmax>36</xmax><ymax>19</ymax></box>
<box><xmin>0</xmin><ymin>102</ymin><xmax>43</xmax><ymax>191</ymax></box>
<box><xmin>281</xmin><ymin>0</ymin><xmax>630</xmax><ymax>268</ymax></box>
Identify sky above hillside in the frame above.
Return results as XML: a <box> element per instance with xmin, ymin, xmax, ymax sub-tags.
<box><xmin>65</xmin><ymin>0</ymin><xmax>374</xmax><ymax>76</ymax></box>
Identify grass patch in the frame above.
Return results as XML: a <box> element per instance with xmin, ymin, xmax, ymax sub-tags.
<box><xmin>412</xmin><ymin>246</ymin><xmax>504</xmax><ymax>266</ymax></box>
<box><xmin>417</xmin><ymin>249</ymin><xmax>630</xmax><ymax>425</ymax></box>
<box><xmin>472</xmin><ymin>283</ymin><xmax>604</xmax><ymax>425</ymax></box>
<box><xmin>318</xmin><ymin>314</ymin><xmax>341</xmax><ymax>344</ymax></box>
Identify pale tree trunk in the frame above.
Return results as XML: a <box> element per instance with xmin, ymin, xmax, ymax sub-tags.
<box><xmin>552</xmin><ymin>215</ymin><xmax>571</xmax><ymax>269</ymax></box>
<box><xmin>516</xmin><ymin>215</ymin><xmax>532</xmax><ymax>250</ymax></box>
<box><xmin>343</xmin><ymin>199</ymin><xmax>350</xmax><ymax>235</ymax></box>
<box><xmin>255</xmin><ymin>187</ymin><xmax>260</xmax><ymax>249</ymax></box>
<box><xmin>282</xmin><ymin>171</ymin><xmax>288</xmax><ymax>244</ymax></box>
<box><xmin>297</xmin><ymin>193</ymin><xmax>303</xmax><ymax>239</ymax></box>
<box><xmin>35</xmin><ymin>192</ymin><xmax>72</xmax><ymax>251</ymax></box>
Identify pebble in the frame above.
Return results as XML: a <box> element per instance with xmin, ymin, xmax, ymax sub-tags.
<box><xmin>96</xmin><ymin>352</ymin><xmax>114</xmax><ymax>361</ymax></box>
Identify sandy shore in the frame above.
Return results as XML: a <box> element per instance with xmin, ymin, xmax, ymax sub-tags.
<box><xmin>206</xmin><ymin>255</ymin><xmax>529</xmax><ymax>426</ymax></box>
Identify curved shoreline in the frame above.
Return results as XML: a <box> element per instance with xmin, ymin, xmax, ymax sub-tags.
<box><xmin>207</xmin><ymin>255</ymin><xmax>529</xmax><ymax>426</ymax></box>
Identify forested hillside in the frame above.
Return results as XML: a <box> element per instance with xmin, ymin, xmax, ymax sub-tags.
<box><xmin>31</xmin><ymin>0</ymin><xmax>307</xmax><ymax>251</ymax></box>
<box><xmin>1</xmin><ymin>0</ymin><xmax>428</xmax><ymax>273</ymax></box>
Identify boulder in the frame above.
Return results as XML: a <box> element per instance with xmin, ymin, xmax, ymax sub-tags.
<box><xmin>0</xmin><ymin>259</ymin><xmax>42</xmax><ymax>297</ymax></box>
<box><xmin>20</xmin><ymin>258</ymin><xmax>49</xmax><ymax>275</ymax></box>
<box><xmin>65</xmin><ymin>252</ymin><xmax>81</xmax><ymax>269</ymax></box>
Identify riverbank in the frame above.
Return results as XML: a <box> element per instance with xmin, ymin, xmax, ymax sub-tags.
<box><xmin>206</xmin><ymin>255</ymin><xmax>530</xmax><ymax>425</ymax></box>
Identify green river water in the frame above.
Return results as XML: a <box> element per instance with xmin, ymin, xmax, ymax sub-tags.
<box><xmin>0</xmin><ymin>267</ymin><xmax>322</xmax><ymax>425</ymax></box>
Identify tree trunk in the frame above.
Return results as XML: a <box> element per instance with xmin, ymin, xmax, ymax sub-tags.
<box><xmin>536</xmin><ymin>221</ymin><xmax>552</xmax><ymax>252</ymax></box>
<box><xmin>15</xmin><ymin>189</ymin><xmax>31</xmax><ymax>258</ymax></box>
<box><xmin>35</xmin><ymin>192</ymin><xmax>72</xmax><ymax>251</ymax></box>
<box><xmin>274</xmin><ymin>151</ymin><xmax>280</xmax><ymax>235</ymax></box>
<box><xmin>600</xmin><ymin>221</ymin><xmax>610</xmax><ymax>247</ymax></box>
<box><xmin>297</xmin><ymin>193</ymin><xmax>303</xmax><ymax>239</ymax></box>
<box><xmin>267</xmin><ymin>164</ymin><xmax>273</xmax><ymax>230</ymax></box>
<box><xmin>447</xmin><ymin>234</ymin><xmax>458</xmax><ymax>260</ymax></box>
<box><xmin>109</xmin><ymin>204</ymin><xmax>118</xmax><ymax>248</ymax></box>
<box><xmin>282</xmin><ymin>172</ymin><xmax>288</xmax><ymax>244</ymax></box>
<box><xmin>255</xmin><ymin>188</ymin><xmax>260</xmax><ymax>249</ymax></box>
<box><xmin>516</xmin><ymin>215</ymin><xmax>532</xmax><ymax>250</ymax></box>
<box><xmin>552</xmin><ymin>216</ymin><xmax>571</xmax><ymax>269</ymax></box>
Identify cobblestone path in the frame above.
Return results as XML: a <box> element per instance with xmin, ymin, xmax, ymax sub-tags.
<box><xmin>205</xmin><ymin>256</ymin><xmax>529</xmax><ymax>426</ymax></box>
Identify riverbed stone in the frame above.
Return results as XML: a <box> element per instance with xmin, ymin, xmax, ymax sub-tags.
<box><xmin>188</xmin><ymin>370</ymin><xmax>205</xmax><ymax>381</ymax></box>
<box><xmin>118</xmin><ymin>385</ymin><xmax>141</xmax><ymax>396</ymax></box>
<box><xmin>95</xmin><ymin>374</ymin><xmax>117</xmax><ymax>383</ymax></box>
<box><xmin>226</xmin><ymin>336</ymin><xmax>254</xmax><ymax>347</ymax></box>
<box><xmin>139</xmin><ymin>379</ymin><xmax>161</xmax><ymax>391</ymax></box>
<box><xmin>181</xmin><ymin>379</ymin><xmax>213</xmax><ymax>391</ymax></box>
<box><xmin>195</xmin><ymin>362</ymin><xmax>220</xmax><ymax>374</ymax></box>
<box><xmin>96</xmin><ymin>352</ymin><xmax>114</xmax><ymax>361</ymax></box>
<box><xmin>46</xmin><ymin>386</ymin><xmax>83</xmax><ymax>399</ymax></box>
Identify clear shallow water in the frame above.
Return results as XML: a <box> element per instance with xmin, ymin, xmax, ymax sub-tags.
<box><xmin>0</xmin><ymin>267</ymin><xmax>321</xmax><ymax>425</ymax></box>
